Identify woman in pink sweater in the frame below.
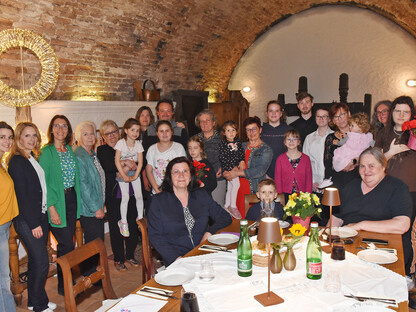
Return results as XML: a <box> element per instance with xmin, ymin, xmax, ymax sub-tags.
<box><xmin>274</xmin><ymin>129</ymin><xmax>312</xmax><ymax>194</ymax></box>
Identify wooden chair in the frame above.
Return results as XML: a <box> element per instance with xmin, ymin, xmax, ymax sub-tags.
<box><xmin>56</xmin><ymin>238</ymin><xmax>117</xmax><ymax>312</ymax></box>
<box><xmin>244</xmin><ymin>193</ymin><xmax>286</xmax><ymax>216</ymax></box>
<box><xmin>137</xmin><ymin>218</ymin><xmax>155</xmax><ymax>283</ymax></box>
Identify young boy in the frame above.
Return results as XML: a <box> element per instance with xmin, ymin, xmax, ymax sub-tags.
<box><xmin>246</xmin><ymin>179</ymin><xmax>285</xmax><ymax>221</ymax></box>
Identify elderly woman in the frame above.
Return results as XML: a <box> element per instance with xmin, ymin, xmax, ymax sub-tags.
<box><xmin>331</xmin><ymin>147</ymin><xmax>412</xmax><ymax>273</ymax></box>
<box><xmin>147</xmin><ymin>156</ymin><xmax>232</xmax><ymax>266</ymax></box>
<box><xmin>7</xmin><ymin>122</ymin><xmax>55</xmax><ymax>312</ymax></box>
<box><xmin>0</xmin><ymin>122</ymin><xmax>18</xmax><ymax>312</ymax></box>
<box><xmin>74</xmin><ymin>121</ymin><xmax>105</xmax><ymax>274</ymax></box>
<box><xmin>195</xmin><ymin>109</ymin><xmax>225</xmax><ymax>206</ymax></box>
<box><xmin>39</xmin><ymin>115</ymin><xmax>81</xmax><ymax>296</ymax></box>
<box><xmin>97</xmin><ymin>120</ymin><xmax>139</xmax><ymax>271</ymax></box>
<box><xmin>223</xmin><ymin>116</ymin><xmax>273</xmax><ymax>218</ymax></box>
<box><xmin>323</xmin><ymin>103</ymin><xmax>358</xmax><ymax>191</ymax></box>
<box><xmin>372</xmin><ymin>100</ymin><xmax>391</xmax><ymax>139</ymax></box>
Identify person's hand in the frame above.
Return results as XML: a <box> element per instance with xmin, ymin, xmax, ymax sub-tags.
<box><xmin>124</xmin><ymin>159</ymin><xmax>137</xmax><ymax>170</ymax></box>
<box><xmin>389</xmin><ymin>138</ymin><xmax>410</xmax><ymax>156</ymax></box>
<box><xmin>342</xmin><ymin>160</ymin><xmax>357</xmax><ymax>172</ymax></box>
<box><xmin>49</xmin><ymin>206</ymin><xmax>61</xmax><ymax>225</ymax></box>
<box><xmin>345</xmin><ymin>222</ymin><xmax>362</xmax><ymax>231</ymax></box>
<box><xmin>95</xmin><ymin>208</ymin><xmax>105</xmax><ymax>219</ymax></box>
<box><xmin>176</xmin><ymin>122</ymin><xmax>186</xmax><ymax>129</ymax></box>
<box><xmin>312</xmin><ymin>182</ymin><xmax>319</xmax><ymax>192</ymax></box>
<box><xmin>200</xmin><ymin>182</ymin><xmax>205</xmax><ymax>188</ymax></box>
<box><xmin>200</xmin><ymin>232</ymin><xmax>212</xmax><ymax>243</ymax></box>
<box><xmin>32</xmin><ymin>226</ymin><xmax>43</xmax><ymax>239</ymax></box>
<box><xmin>222</xmin><ymin>170</ymin><xmax>232</xmax><ymax>181</ymax></box>
<box><xmin>216</xmin><ymin>168</ymin><xmax>222</xmax><ymax>178</ymax></box>
<box><xmin>142</xmin><ymin>172</ymin><xmax>151</xmax><ymax>192</ymax></box>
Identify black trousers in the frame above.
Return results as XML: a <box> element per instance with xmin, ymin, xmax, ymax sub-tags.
<box><xmin>79</xmin><ymin>215</ymin><xmax>104</xmax><ymax>276</ymax></box>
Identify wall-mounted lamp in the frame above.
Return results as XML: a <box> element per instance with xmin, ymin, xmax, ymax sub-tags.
<box><xmin>242</xmin><ymin>86</ymin><xmax>251</xmax><ymax>92</ymax></box>
<box><xmin>407</xmin><ymin>80</ymin><xmax>416</xmax><ymax>87</ymax></box>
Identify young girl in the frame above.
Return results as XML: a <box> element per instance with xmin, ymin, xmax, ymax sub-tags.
<box><xmin>115</xmin><ymin>118</ymin><xmax>144</xmax><ymax>237</ymax></box>
<box><xmin>274</xmin><ymin>129</ymin><xmax>312</xmax><ymax>195</ymax></box>
<box><xmin>333</xmin><ymin>112</ymin><xmax>373</xmax><ymax>172</ymax></box>
<box><xmin>145</xmin><ymin>120</ymin><xmax>186</xmax><ymax>194</ymax></box>
<box><xmin>188</xmin><ymin>136</ymin><xmax>217</xmax><ymax>195</ymax></box>
<box><xmin>219</xmin><ymin>121</ymin><xmax>245</xmax><ymax>219</ymax></box>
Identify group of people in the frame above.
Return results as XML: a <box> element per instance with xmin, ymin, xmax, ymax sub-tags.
<box><xmin>0</xmin><ymin>94</ymin><xmax>415</xmax><ymax>311</ymax></box>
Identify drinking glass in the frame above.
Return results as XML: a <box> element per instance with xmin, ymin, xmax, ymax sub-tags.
<box><xmin>331</xmin><ymin>240</ymin><xmax>345</xmax><ymax>261</ymax></box>
<box><xmin>181</xmin><ymin>289</ymin><xmax>200</xmax><ymax>312</ymax></box>
<box><xmin>199</xmin><ymin>259</ymin><xmax>215</xmax><ymax>281</ymax></box>
<box><xmin>324</xmin><ymin>267</ymin><xmax>341</xmax><ymax>293</ymax></box>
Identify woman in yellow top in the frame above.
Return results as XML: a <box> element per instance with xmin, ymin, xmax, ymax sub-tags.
<box><xmin>0</xmin><ymin>121</ymin><xmax>19</xmax><ymax>312</ymax></box>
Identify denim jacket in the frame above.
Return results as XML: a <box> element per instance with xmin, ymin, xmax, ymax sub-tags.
<box><xmin>243</xmin><ymin>141</ymin><xmax>273</xmax><ymax>193</ymax></box>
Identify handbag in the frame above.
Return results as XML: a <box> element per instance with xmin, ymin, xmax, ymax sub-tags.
<box><xmin>142</xmin><ymin>79</ymin><xmax>160</xmax><ymax>101</ymax></box>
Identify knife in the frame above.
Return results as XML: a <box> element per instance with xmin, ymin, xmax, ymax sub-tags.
<box><xmin>199</xmin><ymin>245</ymin><xmax>231</xmax><ymax>253</ymax></box>
<box><xmin>344</xmin><ymin>294</ymin><xmax>396</xmax><ymax>304</ymax></box>
<box><xmin>139</xmin><ymin>288</ymin><xmax>179</xmax><ymax>300</ymax></box>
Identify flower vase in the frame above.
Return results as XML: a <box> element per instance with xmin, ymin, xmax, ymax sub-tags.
<box><xmin>270</xmin><ymin>248</ymin><xmax>283</xmax><ymax>274</ymax></box>
<box><xmin>283</xmin><ymin>247</ymin><xmax>296</xmax><ymax>271</ymax></box>
<box><xmin>408</xmin><ymin>133</ymin><xmax>416</xmax><ymax>151</ymax></box>
<box><xmin>291</xmin><ymin>215</ymin><xmax>311</xmax><ymax>229</ymax></box>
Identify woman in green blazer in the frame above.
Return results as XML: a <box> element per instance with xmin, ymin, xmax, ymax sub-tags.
<box><xmin>39</xmin><ymin>115</ymin><xmax>81</xmax><ymax>296</ymax></box>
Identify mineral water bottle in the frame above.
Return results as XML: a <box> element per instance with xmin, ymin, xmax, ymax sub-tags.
<box><xmin>237</xmin><ymin>219</ymin><xmax>252</xmax><ymax>277</ymax></box>
<box><xmin>306</xmin><ymin>221</ymin><xmax>322</xmax><ymax>279</ymax></box>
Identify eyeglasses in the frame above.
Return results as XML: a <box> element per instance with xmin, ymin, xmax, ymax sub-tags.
<box><xmin>285</xmin><ymin>138</ymin><xmax>298</xmax><ymax>142</ymax></box>
<box><xmin>393</xmin><ymin>109</ymin><xmax>411</xmax><ymax>115</ymax></box>
<box><xmin>316</xmin><ymin>115</ymin><xmax>329</xmax><ymax>119</ymax></box>
<box><xmin>104</xmin><ymin>129</ymin><xmax>119</xmax><ymax>137</ymax></box>
<box><xmin>53</xmin><ymin>124</ymin><xmax>68</xmax><ymax>129</ymax></box>
<box><xmin>376</xmin><ymin>109</ymin><xmax>389</xmax><ymax>116</ymax></box>
<box><xmin>333</xmin><ymin>112</ymin><xmax>347</xmax><ymax>120</ymax></box>
<box><xmin>172</xmin><ymin>169</ymin><xmax>189</xmax><ymax>176</ymax></box>
<box><xmin>246</xmin><ymin>127</ymin><xmax>258</xmax><ymax>133</ymax></box>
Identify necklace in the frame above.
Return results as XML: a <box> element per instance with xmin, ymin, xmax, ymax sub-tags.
<box><xmin>393</xmin><ymin>127</ymin><xmax>403</xmax><ymax>136</ymax></box>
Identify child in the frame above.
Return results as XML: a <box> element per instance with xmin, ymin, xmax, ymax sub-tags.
<box><xmin>115</xmin><ymin>118</ymin><xmax>144</xmax><ymax>237</ymax></box>
<box><xmin>274</xmin><ymin>129</ymin><xmax>312</xmax><ymax>195</ymax></box>
<box><xmin>219</xmin><ymin>120</ymin><xmax>245</xmax><ymax>219</ymax></box>
<box><xmin>246</xmin><ymin>179</ymin><xmax>285</xmax><ymax>221</ymax></box>
<box><xmin>145</xmin><ymin>120</ymin><xmax>186</xmax><ymax>194</ymax></box>
<box><xmin>188</xmin><ymin>136</ymin><xmax>217</xmax><ymax>195</ymax></box>
<box><xmin>333</xmin><ymin>112</ymin><xmax>373</xmax><ymax>172</ymax></box>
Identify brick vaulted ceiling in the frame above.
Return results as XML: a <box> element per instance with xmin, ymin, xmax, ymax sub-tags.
<box><xmin>0</xmin><ymin>0</ymin><xmax>415</xmax><ymax>101</ymax></box>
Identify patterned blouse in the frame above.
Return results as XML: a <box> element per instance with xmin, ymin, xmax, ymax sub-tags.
<box><xmin>288</xmin><ymin>154</ymin><xmax>302</xmax><ymax>193</ymax></box>
<box><xmin>58</xmin><ymin>150</ymin><xmax>76</xmax><ymax>189</ymax></box>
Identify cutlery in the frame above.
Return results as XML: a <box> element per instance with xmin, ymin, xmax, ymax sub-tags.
<box><xmin>139</xmin><ymin>288</ymin><xmax>179</xmax><ymax>300</ymax></box>
<box><xmin>344</xmin><ymin>294</ymin><xmax>396</xmax><ymax>305</ymax></box>
<box><xmin>142</xmin><ymin>287</ymin><xmax>175</xmax><ymax>295</ymax></box>
<box><xmin>248</xmin><ymin>221</ymin><xmax>258</xmax><ymax>230</ymax></box>
<box><xmin>356</xmin><ymin>245</ymin><xmax>397</xmax><ymax>254</ymax></box>
<box><xmin>200</xmin><ymin>245</ymin><xmax>231</xmax><ymax>253</ymax></box>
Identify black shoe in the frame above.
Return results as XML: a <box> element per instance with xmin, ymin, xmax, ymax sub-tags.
<box><xmin>58</xmin><ymin>288</ymin><xmax>64</xmax><ymax>296</ymax></box>
<box><xmin>409</xmin><ymin>290</ymin><xmax>416</xmax><ymax>309</ymax></box>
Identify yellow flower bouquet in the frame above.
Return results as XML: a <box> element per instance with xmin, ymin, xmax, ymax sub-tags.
<box><xmin>283</xmin><ymin>192</ymin><xmax>322</xmax><ymax>220</ymax></box>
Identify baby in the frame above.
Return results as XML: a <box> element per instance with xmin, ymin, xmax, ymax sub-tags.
<box><xmin>333</xmin><ymin>112</ymin><xmax>373</xmax><ymax>172</ymax></box>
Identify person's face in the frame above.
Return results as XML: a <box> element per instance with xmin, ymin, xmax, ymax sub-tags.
<box><xmin>102</xmin><ymin>125</ymin><xmax>120</xmax><ymax>147</ymax></box>
<box><xmin>0</xmin><ymin>128</ymin><xmax>13</xmax><ymax>155</ymax></box>
<box><xmin>157</xmin><ymin>103</ymin><xmax>174</xmax><ymax>121</ymax></box>
<box><xmin>80</xmin><ymin>125</ymin><xmax>96</xmax><ymax>150</ymax></box>
<box><xmin>188</xmin><ymin>141</ymin><xmax>202</xmax><ymax>160</ymax></box>
<box><xmin>297</xmin><ymin>97</ymin><xmax>313</xmax><ymax>115</ymax></box>
<box><xmin>376</xmin><ymin>104</ymin><xmax>390</xmax><ymax>126</ymax></box>
<box><xmin>171</xmin><ymin>162</ymin><xmax>191</xmax><ymax>190</ymax></box>
<box><xmin>267</xmin><ymin>104</ymin><xmax>282</xmax><ymax>124</ymax></box>
<box><xmin>256</xmin><ymin>185</ymin><xmax>277</xmax><ymax>204</ymax></box>
<box><xmin>315</xmin><ymin>109</ymin><xmax>329</xmax><ymax>127</ymax></box>
<box><xmin>139</xmin><ymin>110</ymin><xmax>151</xmax><ymax>128</ymax></box>
<box><xmin>125</xmin><ymin>124</ymin><xmax>140</xmax><ymax>141</ymax></box>
<box><xmin>157</xmin><ymin>124</ymin><xmax>173</xmax><ymax>142</ymax></box>
<box><xmin>332</xmin><ymin>109</ymin><xmax>349</xmax><ymax>129</ymax></box>
<box><xmin>199</xmin><ymin>113</ymin><xmax>214</xmax><ymax>133</ymax></box>
<box><xmin>19</xmin><ymin>126</ymin><xmax>38</xmax><ymax>154</ymax></box>
<box><xmin>245</xmin><ymin>123</ymin><xmax>261</xmax><ymax>142</ymax></box>
<box><xmin>392</xmin><ymin>103</ymin><xmax>412</xmax><ymax>127</ymax></box>
<box><xmin>224</xmin><ymin>125</ymin><xmax>237</xmax><ymax>141</ymax></box>
<box><xmin>348</xmin><ymin>121</ymin><xmax>362</xmax><ymax>133</ymax></box>
<box><xmin>52</xmin><ymin>118</ymin><xmax>69</xmax><ymax>143</ymax></box>
<box><xmin>284</xmin><ymin>135</ymin><xmax>300</xmax><ymax>150</ymax></box>
<box><xmin>359</xmin><ymin>154</ymin><xmax>386</xmax><ymax>188</ymax></box>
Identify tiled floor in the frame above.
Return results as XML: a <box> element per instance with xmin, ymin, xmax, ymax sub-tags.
<box><xmin>15</xmin><ymin>233</ymin><xmax>143</xmax><ymax>312</ymax></box>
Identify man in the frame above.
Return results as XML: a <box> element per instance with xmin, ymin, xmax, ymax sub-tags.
<box><xmin>290</xmin><ymin>92</ymin><xmax>318</xmax><ymax>144</ymax></box>
<box><xmin>142</xmin><ymin>99</ymin><xmax>188</xmax><ymax>151</ymax></box>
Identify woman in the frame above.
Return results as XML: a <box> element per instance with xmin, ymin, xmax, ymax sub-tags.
<box><xmin>135</xmin><ymin>106</ymin><xmax>155</xmax><ymax>142</ymax></box>
<box><xmin>372</xmin><ymin>100</ymin><xmax>391</xmax><ymax>139</ymax></box>
<box><xmin>0</xmin><ymin>122</ymin><xmax>18</xmax><ymax>312</ymax></box>
<box><xmin>195</xmin><ymin>109</ymin><xmax>225</xmax><ymax>206</ymax></box>
<box><xmin>323</xmin><ymin>103</ymin><xmax>358</xmax><ymax>191</ymax></box>
<box><xmin>147</xmin><ymin>157</ymin><xmax>232</xmax><ymax>266</ymax></box>
<box><xmin>74</xmin><ymin>121</ymin><xmax>105</xmax><ymax>275</ymax></box>
<box><xmin>97</xmin><ymin>120</ymin><xmax>139</xmax><ymax>271</ymax></box>
<box><xmin>331</xmin><ymin>147</ymin><xmax>412</xmax><ymax>274</ymax></box>
<box><xmin>7</xmin><ymin>123</ymin><xmax>55</xmax><ymax>312</ymax></box>
<box><xmin>223</xmin><ymin>116</ymin><xmax>273</xmax><ymax>218</ymax></box>
<box><xmin>39</xmin><ymin>115</ymin><xmax>81</xmax><ymax>296</ymax></box>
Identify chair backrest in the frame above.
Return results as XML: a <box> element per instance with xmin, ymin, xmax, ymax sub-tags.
<box><xmin>137</xmin><ymin>218</ymin><xmax>155</xmax><ymax>282</ymax></box>
<box><xmin>56</xmin><ymin>238</ymin><xmax>116</xmax><ymax>312</ymax></box>
<box><xmin>244</xmin><ymin>193</ymin><xmax>286</xmax><ymax>215</ymax></box>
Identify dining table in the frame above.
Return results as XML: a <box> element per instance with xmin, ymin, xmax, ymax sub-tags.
<box><xmin>107</xmin><ymin>220</ymin><xmax>409</xmax><ymax>312</ymax></box>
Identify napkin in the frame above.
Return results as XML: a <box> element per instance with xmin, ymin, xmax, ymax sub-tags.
<box><xmin>105</xmin><ymin>294</ymin><xmax>167</xmax><ymax>312</ymax></box>
<box><xmin>136</xmin><ymin>286</ymin><xmax>175</xmax><ymax>300</ymax></box>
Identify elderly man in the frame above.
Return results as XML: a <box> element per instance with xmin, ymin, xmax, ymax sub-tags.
<box><xmin>290</xmin><ymin>92</ymin><xmax>318</xmax><ymax>144</ymax></box>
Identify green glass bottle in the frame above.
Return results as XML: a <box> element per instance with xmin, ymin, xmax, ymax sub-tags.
<box><xmin>306</xmin><ymin>222</ymin><xmax>322</xmax><ymax>280</ymax></box>
<box><xmin>237</xmin><ymin>219</ymin><xmax>252</xmax><ymax>277</ymax></box>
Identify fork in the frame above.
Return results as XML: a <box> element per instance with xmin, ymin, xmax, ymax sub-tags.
<box><xmin>142</xmin><ymin>286</ymin><xmax>175</xmax><ymax>294</ymax></box>
<box><xmin>344</xmin><ymin>294</ymin><xmax>396</xmax><ymax>305</ymax></box>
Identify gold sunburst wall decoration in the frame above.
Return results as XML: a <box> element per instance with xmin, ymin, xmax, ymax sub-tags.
<box><xmin>0</xmin><ymin>28</ymin><xmax>59</xmax><ymax>108</ymax></box>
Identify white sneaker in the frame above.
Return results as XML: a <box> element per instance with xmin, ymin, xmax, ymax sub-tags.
<box><xmin>118</xmin><ymin>220</ymin><xmax>130</xmax><ymax>237</ymax></box>
<box><xmin>29</xmin><ymin>302</ymin><xmax>57</xmax><ymax>311</ymax></box>
<box><xmin>40</xmin><ymin>309</ymin><xmax>53</xmax><ymax>312</ymax></box>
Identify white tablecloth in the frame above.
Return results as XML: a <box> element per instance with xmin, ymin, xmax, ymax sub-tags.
<box><xmin>166</xmin><ymin>239</ymin><xmax>407</xmax><ymax>312</ymax></box>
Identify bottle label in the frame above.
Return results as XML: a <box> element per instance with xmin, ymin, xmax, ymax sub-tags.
<box><xmin>238</xmin><ymin>259</ymin><xmax>252</xmax><ymax>272</ymax></box>
<box><xmin>308</xmin><ymin>262</ymin><xmax>322</xmax><ymax>275</ymax></box>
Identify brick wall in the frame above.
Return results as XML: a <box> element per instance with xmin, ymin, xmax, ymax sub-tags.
<box><xmin>0</xmin><ymin>0</ymin><xmax>415</xmax><ymax>101</ymax></box>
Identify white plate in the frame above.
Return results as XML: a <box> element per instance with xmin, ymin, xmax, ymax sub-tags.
<box><xmin>279</xmin><ymin>220</ymin><xmax>290</xmax><ymax>229</ymax></box>
<box><xmin>325</xmin><ymin>227</ymin><xmax>358</xmax><ymax>239</ymax></box>
<box><xmin>208</xmin><ymin>233</ymin><xmax>239</xmax><ymax>246</ymax></box>
<box><xmin>357</xmin><ymin>249</ymin><xmax>398</xmax><ymax>264</ymax></box>
<box><xmin>155</xmin><ymin>267</ymin><xmax>195</xmax><ymax>286</ymax></box>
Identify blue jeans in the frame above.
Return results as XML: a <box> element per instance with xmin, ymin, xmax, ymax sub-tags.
<box><xmin>13</xmin><ymin>215</ymin><xmax>49</xmax><ymax>312</ymax></box>
<box><xmin>0</xmin><ymin>221</ymin><xmax>16</xmax><ymax>312</ymax></box>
